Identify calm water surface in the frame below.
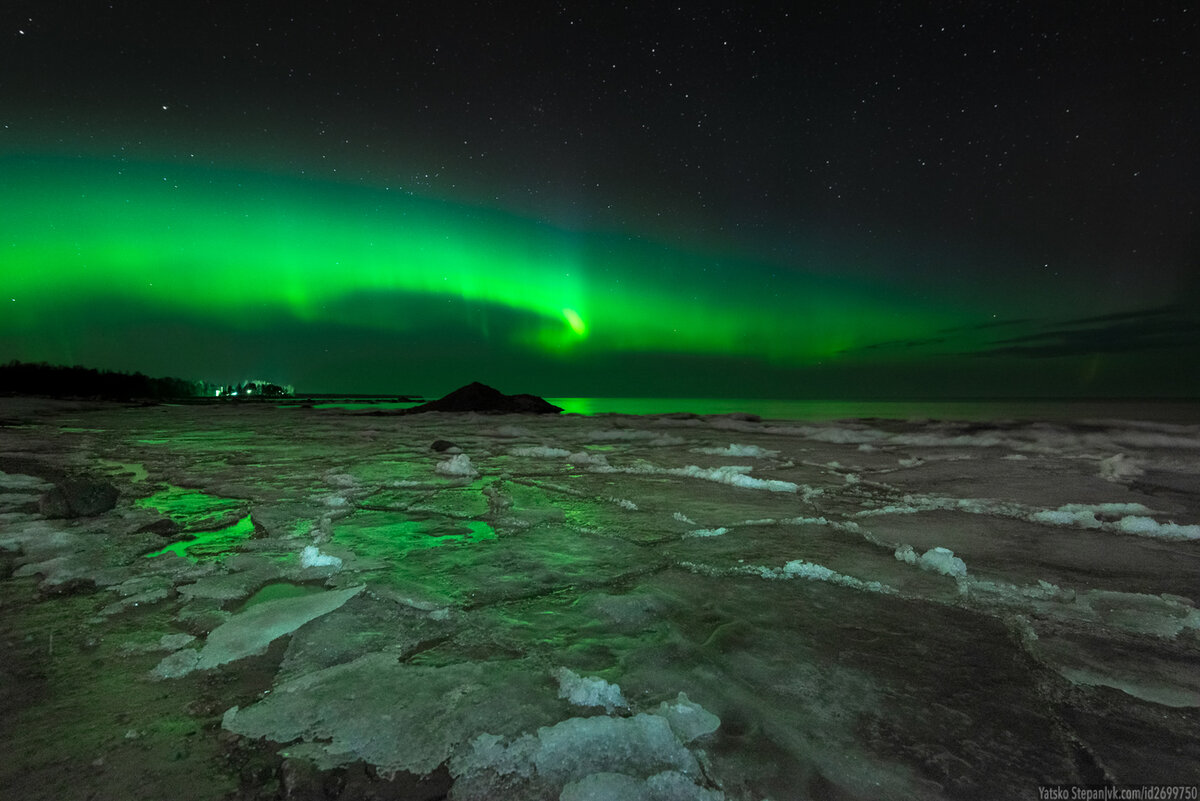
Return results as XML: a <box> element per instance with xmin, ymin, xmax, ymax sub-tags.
<box><xmin>296</xmin><ymin>397</ymin><xmax>1200</xmax><ymax>423</ymax></box>
<box><xmin>546</xmin><ymin>397</ymin><xmax>1200</xmax><ymax>422</ymax></box>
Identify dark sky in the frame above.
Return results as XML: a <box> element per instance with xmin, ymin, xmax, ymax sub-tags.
<box><xmin>2</xmin><ymin>1</ymin><xmax>1198</xmax><ymax>398</ymax></box>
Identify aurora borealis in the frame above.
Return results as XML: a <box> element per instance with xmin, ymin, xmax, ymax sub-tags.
<box><xmin>2</xmin><ymin>3</ymin><xmax>1198</xmax><ymax>398</ymax></box>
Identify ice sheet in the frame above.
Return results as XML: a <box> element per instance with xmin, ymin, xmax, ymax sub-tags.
<box><xmin>2</xmin><ymin>400</ymin><xmax>1199</xmax><ymax>799</ymax></box>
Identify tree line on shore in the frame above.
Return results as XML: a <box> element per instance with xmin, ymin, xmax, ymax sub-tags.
<box><xmin>0</xmin><ymin>360</ymin><xmax>291</xmax><ymax>401</ymax></box>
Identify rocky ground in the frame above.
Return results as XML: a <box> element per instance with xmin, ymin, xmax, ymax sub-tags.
<box><xmin>1</xmin><ymin>397</ymin><xmax>1198</xmax><ymax>800</ymax></box>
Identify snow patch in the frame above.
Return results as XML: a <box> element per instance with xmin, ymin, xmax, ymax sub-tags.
<box><xmin>652</xmin><ymin>692</ymin><xmax>721</xmax><ymax>743</ymax></box>
<box><xmin>726</xmin><ymin>559</ymin><xmax>896</xmax><ymax>594</ymax></box>
<box><xmin>1116</xmin><ymin>516</ymin><xmax>1200</xmax><ymax>541</ymax></box>
<box><xmin>568</xmin><ymin>451</ymin><xmax>611</xmax><ymax>468</ymax></box>
<box><xmin>1099</xmin><ymin>453</ymin><xmax>1143</xmax><ymax>482</ymax></box>
<box><xmin>693</xmin><ymin>443</ymin><xmax>779</xmax><ymax>458</ymax></box>
<box><xmin>683</xmin><ymin>527</ymin><xmax>728</xmax><ymax>538</ymax></box>
<box><xmin>918</xmin><ymin>546</ymin><xmax>968</xmax><ymax>578</ymax></box>
<box><xmin>436</xmin><ymin>453</ymin><xmax>479</xmax><ymax>478</ymax></box>
<box><xmin>300</xmin><ymin>545</ymin><xmax>342</xmax><ymax>569</ymax></box>
<box><xmin>670</xmin><ymin>465</ymin><xmax>797</xmax><ymax>493</ymax></box>
<box><xmin>895</xmin><ymin>544</ymin><xmax>967</xmax><ymax>577</ymax></box>
<box><xmin>510</xmin><ymin>446</ymin><xmax>571</xmax><ymax>458</ymax></box>
<box><xmin>554</xmin><ymin>667</ymin><xmax>628</xmax><ymax>713</ymax></box>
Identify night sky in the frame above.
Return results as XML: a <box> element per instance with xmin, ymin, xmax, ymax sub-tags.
<box><xmin>2</xmin><ymin>2</ymin><xmax>1198</xmax><ymax>398</ymax></box>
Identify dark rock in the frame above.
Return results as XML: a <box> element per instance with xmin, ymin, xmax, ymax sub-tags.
<box><xmin>338</xmin><ymin>761</ymin><xmax>453</xmax><ymax>801</ymax></box>
<box><xmin>38</xmin><ymin>479</ymin><xmax>119</xmax><ymax>518</ymax></box>
<box><xmin>137</xmin><ymin>517</ymin><xmax>181</xmax><ymax>537</ymax></box>
<box><xmin>279</xmin><ymin>757</ymin><xmax>339</xmax><ymax>801</ymax></box>
<box><xmin>403</xmin><ymin>382</ymin><xmax>562</xmax><ymax>415</ymax></box>
<box><xmin>41</xmin><ymin>576</ymin><xmax>98</xmax><ymax>596</ymax></box>
<box><xmin>429</xmin><ymin>439</ymin><xmax>457</xmax><ymax>452</ymax></box>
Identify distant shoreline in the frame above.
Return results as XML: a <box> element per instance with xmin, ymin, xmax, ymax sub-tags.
<box><xmin>3</xmin><ymin>394</ymin><xmax>1198</xmax><ymax>424</ymax></box>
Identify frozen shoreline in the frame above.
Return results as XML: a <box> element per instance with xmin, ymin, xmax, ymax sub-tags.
<box><xmin>2</xmin><ymin>399</ymin><xmax>1198</xmax><ymax>799</ymax></box>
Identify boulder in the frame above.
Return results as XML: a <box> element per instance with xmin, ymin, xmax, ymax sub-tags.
<box><xmin>38</xmin><ymin>479</ymin><xmax>119</xmax><ymax>518</ymax></box>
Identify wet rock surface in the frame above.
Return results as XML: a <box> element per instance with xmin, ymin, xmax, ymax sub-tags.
<box><xmin>1</xmin><ymin>399</ymin><xmax>1198</xmax><ymax>799</ymax></box>
<box><xmin>38</xmin><ymin>478</ymin><xmax>119</xmax><ymax>518</ymax></box>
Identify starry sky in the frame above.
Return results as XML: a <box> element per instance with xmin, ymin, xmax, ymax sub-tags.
<box><xmin>2</xmin><ymin>2</ymin><xmax>1198</xmax><ymax>398</ymax></box>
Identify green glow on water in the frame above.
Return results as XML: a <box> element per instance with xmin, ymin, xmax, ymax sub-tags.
<box><xmin>239</xmin><ymin>582</ymin><xmax>325</xmax><ymax>610</ymax></box>
<box><xmin>549</xmin><ymin>397</ymin><xmax>1200</xmax><ymax>422</ymax></box>
<box><xmin>143</xmin><ymin>515</ymin><xmax>255</xmax><ymax>561</ymax></box>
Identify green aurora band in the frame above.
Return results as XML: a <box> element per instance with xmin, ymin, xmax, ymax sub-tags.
<box><xmin>2</xmin><ymin>153</ymin><xmax>986</xmax><ymax>392</ymax></box>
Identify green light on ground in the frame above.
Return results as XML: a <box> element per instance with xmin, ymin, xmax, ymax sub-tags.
<box><xmin>143</xmin><ymin>515</ymin><xmax>256</xmax><ymax>561</ymax></box>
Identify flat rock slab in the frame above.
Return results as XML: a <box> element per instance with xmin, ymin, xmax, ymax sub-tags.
<box><xmin>154</xmin><ymin>584</ymin><xmax>364</xmax><ymax>678</ymax></box>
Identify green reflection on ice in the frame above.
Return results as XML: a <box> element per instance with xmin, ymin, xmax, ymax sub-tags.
<box><xmin>135</xmin><ymin>485</ymin><xmax>244</xmax><ymax>529</ymax></box>
<box><xmin>143</xmin><ymin>515</ymin><xmax>255</xmax><ymax>561</ymax></box>
<box><xmin>333</xmin><ymin>515</ymin><xmax>496</xmax><ymax>560</ymax></box>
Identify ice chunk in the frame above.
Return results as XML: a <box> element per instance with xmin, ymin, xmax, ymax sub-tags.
<box><xmin>917</xmin><ymin>547</ymin><xmax>968</xmax><ymax>578</ymax></box>
<box><xmin>561</xmin><ymin>770</ymin><xmax>725</xmax><ymax>801</ymax></box>
<box><xmin>1058</xmin><ymin>667</ymin><xmax>1200</xmax><ymax>708</ymax></box>
<box><xmin>1029</xmin><ymin>502</ymin><xmax>1152</xmax><ymax>529</ymax></box>
<box><xmin>300</xmin><ymin>545</ymin><xmax>342</xmax><ymax>569</ymax></box>
<box><xmin>492</xmin><ymin>424</ymin><xmax>532</xmax><ymax>438</ymax></box>
<box><xmin>323</xmin><ymin>472</ymin><xmax>360</xmax><ymax>488</ymax></box>
<box><xmin>554</xmin><ymin>667</ymin><xmax>628</xmax><ymax>713</ymax></box>
<box><xmin>153</xmin><ymin>648</ymin><xmax>201</xmax><ymax>678</ymax></box>
<box><xmin>643</xmin><ymin>771</ymin><xmax>725</xmax><ymax>801</ymax></box>
<box><xmin>669</xmin><ymin>465</ymin><xmax>796</xmax><ymax>493</ymax></box>
<box><xmin>451</xmin><ymin>733</ymin><xmax>539</xmax><ymax>781</ymax></box>
<box><xmin>585</xmin><ymin>429</ymin><xmax>685</xmax><ymax>445</ymax></box>
<box><xmin>585</xmin><ymin>461</ymin><xmax>797</xmax><ymax>492</ymax></box>
<box><xmin>533</xmin><ymin>714</ymin><xmax>699</xmax><ymax>784</ymax></box>
<box><xmin>436</xmin><ymin>453</ymin><xmax>479</xmax><ymax>477</ymax></box>
<box><xmin>153</xmin><ymin>584</ymin><xmax>364</xmax><ymax>678</ymax></box>
<box><xmin>682</xmin><ymin>527</ymin><xmax>727</xmax><ymax>538</ymax></box>
<box><xmin>729</xmin><ymin>559</ymin><xmax>896</xmax><ymax>594</ymax></box>
<box><xmin>510</xmin><ymin>445</ymin><xmax>571</xmax><ymax>458</ymax></box>
<box><xmin>692</xmin><ymin>444</ymin><xmax>779</xmax><ymax>458</ymax></box>
<box><xmin>568</xmin><ymin>451</ymin><xmax>610</xmax><ymax>467</ymax></box>
<box><xmin>225</xmin><ymin>655</ymin><xmax>562</xmax><ymax>776</ymax></box>
<box><xmin>894</xmin><ymin>544</ymin><xmax>917</xmax><ymax>565</ymax></box>
<box><xmin>560</xmin><ymin>772</ymin><xmax>645</xmax><ymax>801</ymax></box>
<box><xmin>453</xmin><ymin>714</ymin><xmax>704</xmax><ymax>798</ymax></box>
<box><xmin>1116</xmin><ymin>516</ymin><xmax>1200</xmax><ymax>541</ymax></box>
<box><xmin>1030</xmin><ymin>508</ymin><xmax>1102</xmax><ymax>528</ymax></box>
<box><xmin>1099</xmin><ymin>453</ymin><xmax>1143</xmax><ymax>482</ymax></box>
<box><xmin>798</xmin><ymin>425</ymin><xmax>885</xmax><ymax>445</ymax></box>
<box><xmin>652</xmin><ymin>693</ymin><xmax>720</xmax><ymax>743</ymax></box>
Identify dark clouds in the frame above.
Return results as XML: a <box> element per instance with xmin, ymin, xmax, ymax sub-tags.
<box><xmin>978</xmin><ymin>307</ymin><xmax>1200</xmax><ymax>359</ymax></box>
